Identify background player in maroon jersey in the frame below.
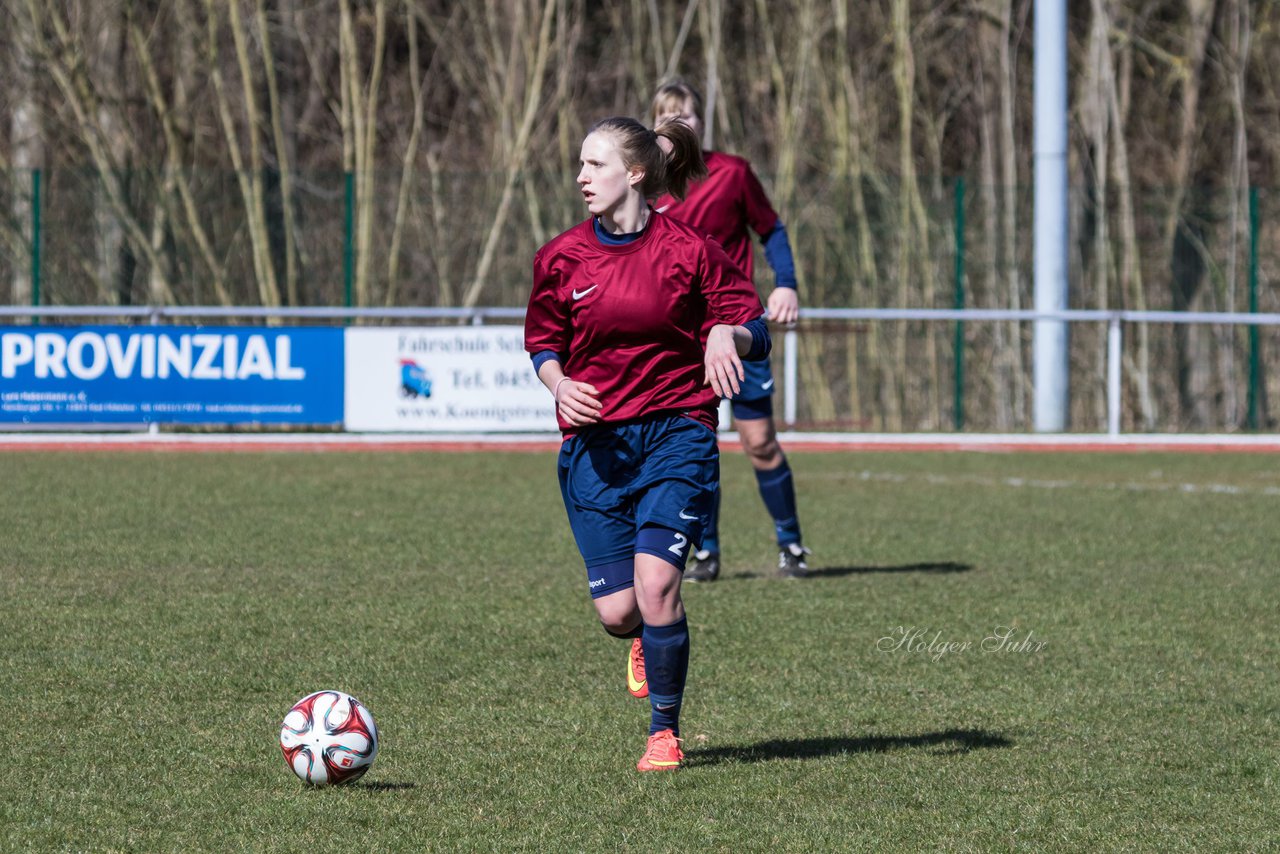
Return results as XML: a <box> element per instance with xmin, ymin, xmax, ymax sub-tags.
<box><xmin>525</xmin><ymin>116</ymin><xmax>771</xmax><ymax>772</ymax></box>
<box><xmin>651</xmin><ymin>78</ymin><xmax>811</xmax><ymax>582</ymax></box>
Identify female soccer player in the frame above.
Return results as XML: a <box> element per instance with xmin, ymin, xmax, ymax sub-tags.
<box><xmin>650</xmin><ymin>78</ymin><xmax>811</xmax><ymax>582</ymax></box>
<box><xmin>525</xmin><ymin>116</ymin><xmax>770</xmax><ymax>772</ymax></box>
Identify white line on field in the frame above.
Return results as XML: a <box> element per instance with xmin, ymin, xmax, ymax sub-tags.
<box><xmin>816</xmin><ymin>469</ymin><xmax>1280</xmax><ymax>498</ymax></box>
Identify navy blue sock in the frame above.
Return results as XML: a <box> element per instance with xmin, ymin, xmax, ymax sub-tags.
<box><xmin>700</xmin><ymin>485</ymin><xmax>721</xmax><ymax>554</ymax></box>
<box><xmin>754</xmin><ymin>459</ymin><xmax>802</xmax><ymax>547</ymax></box>
<box><xmin>642</xmin><ymin>618</ymin><xmax>689</xmax><ymax>736</ymax></box>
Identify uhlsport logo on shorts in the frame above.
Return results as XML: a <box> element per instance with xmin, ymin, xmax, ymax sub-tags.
<box><xmin>399</xmin><ymin>359</ymin><xmax>433</xmax><ymax>398</ymax></box>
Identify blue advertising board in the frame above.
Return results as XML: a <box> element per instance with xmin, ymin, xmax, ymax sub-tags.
<box><xmin>0</xmin><ymin>326</ymin><xmax>343</xmax><ymax>425</ymax></box>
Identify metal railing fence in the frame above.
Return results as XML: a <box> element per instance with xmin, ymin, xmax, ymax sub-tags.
<box><xmin>4</xmin><ymin>305</ymin><xmax>1279</xmax><ymax>435</ymax></box>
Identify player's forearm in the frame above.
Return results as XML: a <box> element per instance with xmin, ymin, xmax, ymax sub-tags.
<box><xmin>536</xmin><ymin>359</ymin><xmax>574</xmax><ymax>408</ymax></box>
<box><xmin>712</xmin><ymin>317</ymin><xmax>771</xmax><ymax>361</ymax></box>
<box><xmin>531</xmin><ymin>350</ymin><xmax>564</xmax><ymax>392</ymax></box>
<box><xmin>536</xmin><ymin>359</ymin><xmax>564</xmax><ymax>390</ymax></box>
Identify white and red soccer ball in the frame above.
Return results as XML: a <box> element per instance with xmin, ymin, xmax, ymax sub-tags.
<box><xmin>279</xmin><ymin>690</ymin><xmax>379</xmax><ymax>785</ymax></box>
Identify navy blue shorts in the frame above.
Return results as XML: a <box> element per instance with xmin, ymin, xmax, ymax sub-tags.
<box><xmin>731</xmin><ymin>357</ymin><xmax>775</xmax><ymax>421</ymax></box>
<box><xmin>558</xmin><ymin>414</ymin><xmax>719</xmax><ymax>598</ymax></box>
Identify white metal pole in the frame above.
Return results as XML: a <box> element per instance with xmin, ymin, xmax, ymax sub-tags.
<box><xmin>1107</xmin><ymin>315</ymin><xmax>1122</xmax><ymax>436</ymax></box>
<box><xmin>1034</xmin><ymin>0</ymin><xmax>1069</xmax><ymax>432</ymax></box>
<box><xmin>784</xmin><ymin>328</ymin><xmax>798</xmax><ymax>428</ymax></box>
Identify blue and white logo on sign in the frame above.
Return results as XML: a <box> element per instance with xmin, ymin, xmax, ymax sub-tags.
<box><xmin>399</xmin><ymin>359</ymin><xmax>433</xmax><ymax>398</ymax></box>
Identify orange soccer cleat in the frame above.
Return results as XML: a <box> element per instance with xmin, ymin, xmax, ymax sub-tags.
<box><xmin>636</xmin><ymin>728</ymin><xmax>684</xmax><ymax>772</ymax></box>
<box><xmin>627</xmin><ymin>637</ymin><xmax>648</xmax><ymax>698</ymax></box>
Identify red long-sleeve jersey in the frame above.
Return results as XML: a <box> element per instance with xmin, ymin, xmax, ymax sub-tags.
<box><xmin>653</xmin><ymin>151</ymin><xmax>780</xmax><ymax>279</ymax></box>
<box><xmin>526</xmin><ymin>210</ymin><xmax>764</xmax><ymax>435</ymax></box>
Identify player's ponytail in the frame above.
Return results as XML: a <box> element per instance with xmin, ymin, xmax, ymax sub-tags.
<box><xmin>653</xmin><ymin>120</ymin><xmax>706</xmax><ymax>201</ymax></box>
<box><xmin>588</xmin><ymin>116</ymin><xmax>707</xmax><ymax>202</ymax></box>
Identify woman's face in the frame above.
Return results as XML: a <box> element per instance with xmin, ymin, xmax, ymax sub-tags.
<box><xmin>655</xmin><ymin>97</ymin><xmax>704</xmax><ymax>144</ymax></box>
<box><xmin>576</xmin><ymin>131</ymin><xmax>639</xmax><ymax>217</ymax></box>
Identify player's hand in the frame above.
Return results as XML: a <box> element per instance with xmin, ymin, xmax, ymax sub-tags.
<box><xmin>704</xmin><ymin>324</ymin><xmax>744</xmax><ymax>399</ymax></box>
<box><xmin>555</xmin><ymin>379</ymin><xmax>602</xmax><ymax>426</ymax></box>
<box><xmin>766</xmin><ymin>287</ymin><xmax>800</xmax><ymax>326</ymax></box>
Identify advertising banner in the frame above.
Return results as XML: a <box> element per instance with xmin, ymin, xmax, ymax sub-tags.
<box><xmin>0</xmin><ymin>326</ymin><xmax>343</xmax><ymax>425</ymax></box>
<box><xmin>344</xmin><ymin>326</ymin><xmax>556</xmax><ymax>432</ymax></box>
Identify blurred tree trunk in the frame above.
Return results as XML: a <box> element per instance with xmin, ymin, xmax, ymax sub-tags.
<box><xmin>1079</xmin><ymin>0</ymin><xmax>1112</xmax><ymax>429</ymax></box>
<box><xmin>257</xmin><ymin>0</ymin><xmax>302</xmax><ymax>307</ymax></box>
<box><xmin>756</xmin><ymin>0</ymin><xmax>835</xmax><ymax>425</ymax></box>
<box><xmin>1219</xmin><ymin>0</ymin><xmax>1252</xmax><ymax>426</ymax></box>
<box><xmin>8</xmin><ymin>13</ymin><xmax>42</xmax><ymax>309</ymax></box>
<box><xmin>204</xmin><ymin>0</ymin><xmax>282</xmax><ymax>308</ymax></box>
<box><xmin>232</xmin><ymin>0</ymin><xmax>284</xmax><ymax>309</ymax></box>
<box><xmin>87</xmin><ymin>1</ymin><xmax>131</xmax><ymax>305</ymax></box>
<box><xmin>131</xmin><ymin>4</ymin><xmax>233</xmax><ymax>306</ymax></box>
<box><xmin>383</xmin><ymin>0</ymin><xmax>433</xmax><ymax>307</ymax></box>
<box><xmin>553</xmin><ymin>0</ymin><xmax>585</xmax><ymax>224</ymax></box>
<box><xmin>659</xmin><ymin>0</ymin><xmax>700</xmax><ymax>81</ymax></box>
<box><xmin>699</xmin><ymin>0</ymin><xmax>723</xmax><ymax>147</ymax></box>
<box><xmin>828</xmin><ymin>0</ymin><xmax>878</xmax><ymax>426</ymax></box>
<box><xmin>754</xmin><ymin>0</ymin><xmax>814</xmax><ymax>215</ymax></box>
<box><xmin>606</xmin><ymin>0</ymin><xmax>649</xmax><ymax>107</ymax></box>
<box><xmin>24</xmin><ymin>0</ymin><xmax>175</xmax><ymax>304</ymax></box>
<box><xmin>1163</xmin><ymin>0</ymin><xmax>1216</xmax><ymax>428</ymax></box>
<box><xmin>996</xmin><ymin>0</ymin><xmax>1024</xmax><ymax>429</ymax></box>
<box><xmin>339</xmin><ymin>0</ymin><xmax>387</xmax><ymax>309</ymax></box>
<box><xmin>415</xmin><ymin>7</ymin><xmax>465</xmax><ymax>305</ymax></box>
<box><xmin>889</xmin><ymin>0</ymin><xmax>940</xmax><ymax>429</ymax></box>
<box><xmin>526</xmin><ymin>0</ymin><xmax>584</xmax><ymax>256</ymax></box>
<box><xmin>461</xmin><ymin>0</ymin><xmax>557</xmax><ymax>308</ymax></box>
<box><xmin>1103</xmin><ymin>5</ymin><xmax>1156</xmax><ymax>429</ymax></box>
<box><xmin>424</xmin><ymin>149</ymin><xmax>453</xmax><ymax>305</ymax></box>
<box><xmin>630</xmin><ymin>0</ymin><xmax>701</xmax><ymax>85</ymax></box>
<box><xmin>524</xmin><ymin>0</ymin><xmax>587</xmax><ymax>255</ymax></box>
<box><xmin>974</xmin><ymin>3</ymin><xmax>1007</xmax><ymax>428</ymax></box>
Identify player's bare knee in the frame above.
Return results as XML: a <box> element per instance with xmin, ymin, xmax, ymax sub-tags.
<box><xmin>745</xmin><ymin>436</ymin><xmax>783</xmax><ymax>468</ymax></box>
<box><xmin>593</xmin><ymin>598</ymin><xmax>639</xmax><ymax>635</ymax></box>
<box><xmin>596</xmin><ymin>604</ymin><xmax>632</xmax><ymax>630</ymax></box>
<box><xmin>601</xmin><ymin>619</ymin><xmax>641</xmax><ymax>638</ymax></box>
<box><xmin>634</xmin><ymin>579</ymin><xmax>682</xmax><ymax>622</ymax></box>
<box><xmin>738</xmin><ymin>417</ymin><xmax>781</xmax><ymax>466</ymax></box>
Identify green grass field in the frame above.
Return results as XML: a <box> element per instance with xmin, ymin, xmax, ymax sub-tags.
<box><xmin>2</xmin><ymin>448</ymin><xmax>1277</xmax><ymax>852</ymax></box>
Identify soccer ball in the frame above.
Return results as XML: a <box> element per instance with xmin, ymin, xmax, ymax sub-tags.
<box><xmin>279</xmin><ymin>690</ymin><xmax>379</xmax><ymax>785</ymax></box>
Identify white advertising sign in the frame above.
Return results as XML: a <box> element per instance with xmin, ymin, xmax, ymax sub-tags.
<box><xmin>344</xmin><ymin>326</ymin><xmax>557</xmax><ymax>432</ymax></box>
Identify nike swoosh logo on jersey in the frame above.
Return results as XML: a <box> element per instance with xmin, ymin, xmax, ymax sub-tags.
<box><xmin>655</xmin><ymin>205</ymin><xmax>670</xmax><ymax>213</ymax></box>
<box><xmin>572</xmin><ymin>285</ymin><xmax>598</xmax><ymax>300</ymax></box>
<box><xmin>678</xmin><ymin>509</ymin><xmax>698</xmax><ymax>520</ymax></box>
<box><xmin>761</xmin><ymin>379</ymin><xmax>775</xmax><ymax>390</ymax></box>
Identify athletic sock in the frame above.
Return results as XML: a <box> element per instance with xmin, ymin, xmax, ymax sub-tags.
<box><xmin>754</xmin><ymin>459</ymin><xmax>802</xmax><ymax>547</ymax></box>
<box><xmin>700</xmin><ymin>485</ymin><xmax>721</xmax><ymax>554</ymax></box>
<box><xmin>642</xmin><ymin>618</ymin><xmax>689</xmax><ymax>735</ymax></box>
